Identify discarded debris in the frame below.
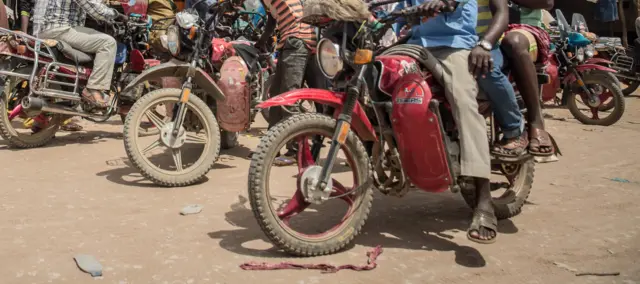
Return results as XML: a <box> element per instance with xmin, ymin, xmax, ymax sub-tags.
<box><xmin>576</xmin><ymin>272</ymin><xmax>620</xmax><ymax>277</ymax></box>
<box><xmin>553</xmin><ymin>261</ymin><xmax>578</xmax><ymax>272</ymax></box>
<box><xmin>74</xmin><ymin>254</ymin><xmax>103</xmax><ymax>277</ymax></box>
<box><xmin>180</xmin><ymin>204</ymin><xmax>203</xmax><ymax>215</ymax></box>
<box><xmin>240</xmin><ymin>246</ymin><xmax>383</xmax><ymax>273</ymax></box>
<box><xmin>607</xmin><ymin>249</ymin><xmax>614</xmax><ymax>254</ymax></box>
<box><xmin>611</xmin><ymin>177</ymin><xmax>632</xmax><ymax>183</ymax></box>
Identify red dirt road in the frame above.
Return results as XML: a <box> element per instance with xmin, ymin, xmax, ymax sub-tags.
<box><xmin>1</xmin><ymin>99</ymin><xmax>639</xmax><ymax>284</ymax></box>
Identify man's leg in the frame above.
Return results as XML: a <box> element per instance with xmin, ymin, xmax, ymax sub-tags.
<box><xmin>429</xmin><ymin>48</ymin><xmax>496</xmax><ymax>243</ymax></box>
<box><xmin>54</xmin><ymin>26</ymin><xmax>117</xmax><ymax>107</ymax></box>
<box><xmin>268</xmin><ymin>37</ymin><xmax>311</xmax><ymax>165</ymax></box>
<box><xmin>267</xmin><ymin>37</ymin><xmax>310</xmax><ymax>129</ymax></box>
<box><xmin>476</xmin><ymin>48</ymin><xmax>526</xmax><ymax>157</ymax></box>
<box><xmin>501</xmin><ymin>30</ymin><xmax>553</xmax><ymax>156</ymax></box>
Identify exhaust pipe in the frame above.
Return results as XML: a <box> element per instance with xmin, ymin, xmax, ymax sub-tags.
<box><xmin>21</xmin><ymin>97</ymin><xmax>93</xmax><ymax>118</ymax></box>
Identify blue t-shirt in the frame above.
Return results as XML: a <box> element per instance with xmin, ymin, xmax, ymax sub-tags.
<box><xmin>394</xmin><ymin>0</ymin><xmax>478</xmax><ymax>49</ymax></box>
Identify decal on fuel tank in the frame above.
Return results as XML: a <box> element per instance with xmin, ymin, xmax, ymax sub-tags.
<box><xmin>395</xmin><ymin>80</ymin><xmax>424</xmax><ymax>104</ymax></box>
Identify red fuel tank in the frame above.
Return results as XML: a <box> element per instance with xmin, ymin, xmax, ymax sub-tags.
<box><xmin>390</xmin><ymin>73</ymin><xmax>451</xmax><ymax>192</ymax></box>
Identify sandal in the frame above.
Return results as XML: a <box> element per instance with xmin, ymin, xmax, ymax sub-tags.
<box><xmin>81</xmin><ymin>89</ymin><xmax>109</xmax><ymax>109</ymax></box>
<box><xmin>528</xmin><ymin>128</ymin><xmax>556</xmax><ymax>157</ymax></box>
<box><xmin>491</xmin><ymin>133</ymin><xmax>529</xmax><ymax>161</ymax></box>
<box><xmin>61</xmin><ymin>121</ymin><xmax>83</xmax><ymax>132</ymax></box>
<box><xmin>273</xmin><ymin>148</ymin><xmax>298</xmax><ymax>167</ymax></box>
<box><xmin>467</xmin><ymin>209</ymin><xmax>498</xmax><ymax>244</ymax></box>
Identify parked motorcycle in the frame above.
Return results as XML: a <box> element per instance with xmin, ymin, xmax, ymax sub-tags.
<box><xmin>121</xmin><ymin>0</ymin><xmax>275</xmax><ymax>187</ymax></box>
<box><xmin>592</xmin><ymin>38</ymin><xmax>638</xmax><ymax>96</ymax></box>
<box><xmin>544</xmin><ymin>10</ymin><xmax>624</xmax><ymax>126</ymax></box>
<box><xmin>247</xmin><ymin>2</ymin><xmax>539</xmax><ymax>256</ymax></box>
<box><xmin>0</xmin><ymin>6</ymin><xmax>162</xmax><ymax>148</ymax></box>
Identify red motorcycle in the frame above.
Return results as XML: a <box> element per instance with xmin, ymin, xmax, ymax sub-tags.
<box><xmin>247</xmin><ymin>3</ymin><xmax>541</xmax><ymax>256</ymax></box>
<box><xmin>0</xmin><ymin>0</ymin><xmax>162</xmax><ymax>148</ymax></box>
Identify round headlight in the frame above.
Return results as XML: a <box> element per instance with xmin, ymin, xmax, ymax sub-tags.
<box><xmin>166</xmin><ymin>25</ymin><xmax>181</xmax><ymax>57</ymax></box>
<box><xmin>316</xmin><ymin>39</ymin><xmax>343</xmax><ymax>79</ymax></box>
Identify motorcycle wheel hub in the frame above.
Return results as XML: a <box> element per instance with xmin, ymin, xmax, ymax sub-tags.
<box><xmin>160</xmin><ymin>122</ymin><xmax>187</xmax><ymax>149</ymax></box>
<box><xmin>300</xmin><ymin>165</ymin><xmax>333</xmax><ymax>205</ymax></box>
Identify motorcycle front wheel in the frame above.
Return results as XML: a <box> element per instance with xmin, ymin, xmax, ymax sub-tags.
<box><xmin>567</xmin><ymin>70</ymin><xmax>625</xmax><ymax>126</ymax></box>
<box><xmin>123</xmin><ymin>88</ymin><xmax>221</xmax><ymax>187</ymax></box>
<box><xmin>248</xmin><ymin>113</ymin><xmax>373</xmax><ymax>256</ymax></box>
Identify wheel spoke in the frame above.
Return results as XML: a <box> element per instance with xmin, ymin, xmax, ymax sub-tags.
<box><xmin>331</xmin><ymin>179</ymin><xmax>354</xmax><ymax>205</ymax></box>
<box><xmin>590</xmin><ymin>107</ymin><xmax>600</xmax><ymax>120</ymax></box>
<box><xmin>172</xmin><ymin>148</ymin><xmax>183</xmax><ymax>171</ymax></box>
<box><xmin>277</xmin><ymin>189</ymin><xmax>309</xmax><ymax>220</ymax></box>
<box><xmin>145</xmin><ymin>109</ymin><xmax>166</xmax><ymax>129</ymax></box>
<box><xmin>185</xmin><ymin>132</ymin><xmax>208</xmax><ymax>144</ymax></box>
<box><xmin>297</xmin><ymin>137</ymin><xmax>315</xmax><ymax>173</ymax></box>
<box><xmin>141</xmin><ymin>139</ymin><xmax>162</xmax><ymax>155</ymax></box>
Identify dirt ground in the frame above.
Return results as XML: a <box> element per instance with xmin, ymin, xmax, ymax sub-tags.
<box><xmin>1</xmin><ymin>96</ymin><xmax>640</xmax><ymax>284</ymax></box>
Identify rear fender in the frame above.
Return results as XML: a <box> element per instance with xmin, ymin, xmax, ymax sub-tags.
<box><xmin>122</xmin><ymin>60</ymin><xmax>225</xmax><ymax>101</ymax></box>
<box><xmin>563</xmin><ymin>64</ymin><xmax>617</xmax><ymax>84</ymax></box>
<box><xmin>258</xmin><ymin>89</ymin><xmax>377</xmax><ymax>141</ymax></box>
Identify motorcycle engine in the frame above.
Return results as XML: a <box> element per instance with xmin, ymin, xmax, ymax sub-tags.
<box><xmin>119</xmin><ymin>72</ymin><xmax>145</xmax><ymax>102</ymax></box>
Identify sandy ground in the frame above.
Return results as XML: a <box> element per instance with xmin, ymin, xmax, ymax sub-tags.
<box><xmin>1</xmin><ymin>96</ymin><xmax>640</xmax><ymax>284</ymax></box>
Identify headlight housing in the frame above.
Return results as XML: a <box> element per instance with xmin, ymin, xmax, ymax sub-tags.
<box><xmin>166</xmin><ymin>25</ymin><xmax>181</xmax><ymax>57</ymax></box>
<box><xmin>316</xmin><ymin>39</ymin><xmax>343</xmax><ymax>79</ymax></box>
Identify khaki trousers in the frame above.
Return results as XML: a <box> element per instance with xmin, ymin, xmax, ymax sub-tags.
<box><xmin>429</xmin><ymin>48</ymin><xmax>491</xmax><ymax>179</ymax></box>
<box><xmin>39</xmin><ymin>26</ymin><xmax>117</xmax><ymax>91</ymax></box>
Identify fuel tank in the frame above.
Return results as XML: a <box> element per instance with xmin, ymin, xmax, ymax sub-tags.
<box><xmin>390</xmin><ymin>72</ymin><xmax>452</xmax><ymax>192</ymax></box>
<box><xmin>216</xmin><ymin>56</ymin><xmax>251</xmax><ymax>132</ymax></box>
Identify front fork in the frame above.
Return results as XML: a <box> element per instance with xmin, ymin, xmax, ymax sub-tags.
<box><xmin>171</xmin><ymin>67</ymin><xmax>196</xmax><ymax>136</ymax></box>
<box><xmin>315</xmin><ymin>66</ymin><xmax>367</xmax><ymax>191</ymax></box>
<box><xmin>570</xmin><ymin>68</ymin><xmax>599</xmax><ymax>105</ymax></box>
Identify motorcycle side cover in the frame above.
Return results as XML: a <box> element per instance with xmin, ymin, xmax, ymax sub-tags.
<box><xmin>217</xmin><ymin>56</ymin><xmax>251</xmax><ymax>132</ymax></box>
<box><xmin>541</xmin><ymin>55</ymin><xmax>561</xmax><ymax>102</ymax></box>
<box><xmin>391</xmin><ymin>73</ymin><xmax>452</xmax><ymax>192</ymax></box>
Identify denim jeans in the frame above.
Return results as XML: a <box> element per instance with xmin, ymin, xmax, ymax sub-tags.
<box><xmin>477</xmin><ymin>48</ymin><xmax>523</xmax><ymax>139</ymax></box>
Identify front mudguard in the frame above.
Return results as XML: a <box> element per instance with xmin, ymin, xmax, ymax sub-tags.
<box><xmin>563</xmin><ymin>64</ymin><xmax>617</xmax><ymax>85</ymax></box>
<box><xmin>122</xmin><ymin>60</ymin><xmax>225</xmax><ymax>101</ymax></box>
<box><xmin>258</xmin><ymin>89</ymin><xmax>377</xmax><ymax>142</ymax></box>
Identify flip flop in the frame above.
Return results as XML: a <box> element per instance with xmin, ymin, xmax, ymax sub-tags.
<box><xmin>274</xmin><ymin>156</ymin><xmax>296</xmax><ymax>167</ymax></box>
<box><xmin>467</xmin><ymin>209</ymin><xmax>498</xmax><ymax>244</ymax></box>
<box><xmin>81</xmin><ymin>89</ymin><xmax>109</xmax><ymax>109</ymax></box>
<box><xmin>491</xmin><ymin>134</ymin><xmax>529</xmax><ymax>162</ymax></box>
<box><xmin>61</xmin><ymin>122</ymin><xmax>83</xmax><ymax>132</ymax></box>
<box><xmin>528</xmin><ymin>128</ymin><xmax>555</xmax><ymax>157</ymax></box>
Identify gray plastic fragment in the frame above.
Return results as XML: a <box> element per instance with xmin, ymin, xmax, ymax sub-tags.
<box><xmin>180</xmin><ymin>204</ymin><xmax>203</xmax><ymax>215</ymax></box>
<box><xmin>74</xmin><ymin>254</ymin><xmax>103</xmax><ymax>277</ymax></box>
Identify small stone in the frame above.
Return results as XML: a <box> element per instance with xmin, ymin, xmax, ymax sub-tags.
<box><xmin>180</xmin><ymin>205</ymin><xmax>203</xmax><ymax>215</ymax></box>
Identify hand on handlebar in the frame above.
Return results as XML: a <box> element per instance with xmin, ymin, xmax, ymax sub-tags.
<box><xmin>114</xmin><ymin>12</ymin><xmax>128</xmax><ymax>23</ymax></box>
<box><xmin>417</xmin><ymin>0</ymin><xmax>456</xmax><ymax>17</ymax></box>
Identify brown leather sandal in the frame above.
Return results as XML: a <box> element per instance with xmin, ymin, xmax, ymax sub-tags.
<box><xmin>529</xmin><ymin>128</ymin><xmax>555</xmax><ymax>157</ymax></box>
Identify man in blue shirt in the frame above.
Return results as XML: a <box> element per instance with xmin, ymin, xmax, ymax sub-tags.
<box><xmin>397</xmin><ymin>0</ymin><xmax>497</xmax><ymax>244</ymax></box>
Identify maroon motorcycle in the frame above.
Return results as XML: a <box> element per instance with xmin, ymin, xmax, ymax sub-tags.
<box><xmin>247</xmin><ymin>1</ymin><xmax>540</xmax><ymax>256</ymax></box>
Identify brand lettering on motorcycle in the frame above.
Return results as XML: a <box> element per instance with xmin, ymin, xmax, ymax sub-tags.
<box><xmin>400</xmin><ymin>60</ymin><xmax>419</xmax><ymax>75</ymax></box>
<box><xmin>395</xmin><ymin>82</ymin><xmax>424</xmax><ymax>104</ymax></box>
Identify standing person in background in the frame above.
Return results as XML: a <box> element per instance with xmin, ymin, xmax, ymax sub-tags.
<box><xmin>18</xmin><ymin>0</ymin><xmax>33</xmax><ymax>33</ymax></box>
<box><xmin>255</xmin><ymin>0</ymin><xmax>326</xmax><ymax>166</ymax></box>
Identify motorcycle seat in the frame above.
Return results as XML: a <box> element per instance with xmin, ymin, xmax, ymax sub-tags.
<box><xmin>42</xmin><ymin>39</ymin><xmax>94</xmax><ymax>65</ymax></box>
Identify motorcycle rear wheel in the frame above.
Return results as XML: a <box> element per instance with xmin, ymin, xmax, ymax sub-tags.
<box><xmin>0</xmin><ymin>77</ymin><xmax>62</xmax><ymax>148</ymax></box>
<box><xmin>248</xmin><ymin>113</ymin><xmax>373</xmax><ymax>256</ymax></box>
<box><xmin>460</xmin><ymin>159</ymin><xmax>535</xmax><ymax>220</ymax></box>
<box><xmin>620</xmin><ymin>80</ymin><xmax>639</xmax><ymax>96</ymax></box>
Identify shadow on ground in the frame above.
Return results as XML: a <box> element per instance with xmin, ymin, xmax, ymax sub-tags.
<box><xmin>208</xmin><ymin>193</ymin><xmax>520</xmax><ymax>268</ymax></box>
<box><xmin>0</xmin><ymin>130</ymin><xmax>121</xmax><ymax>150</ymax></box>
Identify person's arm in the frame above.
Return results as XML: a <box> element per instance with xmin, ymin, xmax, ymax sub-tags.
<box><xmin>510</xmin><ymin>0</ymin><xmax>553</xmax><ymax>10</ymax></box>
<box><xmin>483</xmin><ymin>0</ymin><xmax>507</xmax><ymax>44</ymax></box>
<box><xmin>0</xmin><ymin>1</ymin><xmax>9</xmax><ymax>29</ymax></box>
<box><xmin>255</xmin><ymin>14</ymin><xmax>275</xmax><ymax>49</ymax></box>
<box><xmin>19</xmin><ymin>0</ymin><xmax>33</xmax><ymax>33</ymax></box>
<box><xmin>74</xmin><ymin>0</ymin><xmax>118</xmax><ymax>22</ymax></box>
